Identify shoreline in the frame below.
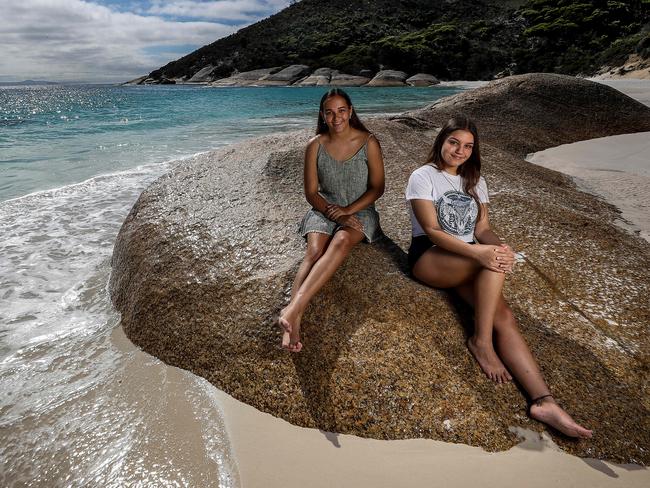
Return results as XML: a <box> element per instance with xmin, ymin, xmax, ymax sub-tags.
<box><xmin>527</xmin><ymin>131</ymin><xmax>650</xmax><ymax>243</ymax></box>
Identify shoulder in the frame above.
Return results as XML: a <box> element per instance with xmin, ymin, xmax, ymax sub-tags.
<box><xmin>305</xmin><ymin>134</ymin><xmax>323</xmax><ymax>152</ymax></box>
<box><xmin>365</xmin><ymin>132</ymin><xmax>383</xmax><ymax>158</ymax></box>
<box><xmin>305</xmin><ymin>135</ymin><xmax>322</xmax><ymax>161</ymax></box>
<box><xmin>411</xmin><ymin>164</ymin><xmax>436</xmax><ymax>179</ymax></box>
<box><xmin>307</xmin><ymin>134</ymin><xmax>323</xmax><ymax>148</ymax></box>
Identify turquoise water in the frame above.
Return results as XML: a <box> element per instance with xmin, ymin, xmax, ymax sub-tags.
<box><xmin>0</xmin><ymin>84</ymin><xmax>463</xmax><ymax>202</ymax></box>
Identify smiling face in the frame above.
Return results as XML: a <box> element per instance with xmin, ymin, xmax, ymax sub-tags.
<box><xmin>440</xmin><ymin>129</ymin><xmax>474</xmax><ymax>174</ymax></box>
<box><xmin>321</xmin><ymin>95</ymin><xmax>352</xmax><ymax>133</ymax></box>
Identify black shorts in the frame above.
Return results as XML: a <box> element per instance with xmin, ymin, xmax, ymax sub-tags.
<box><xmin>407</xmin><ymin>235</ymin><xmax>434</xmax><ymax>270</ymax></box>
<box><xmin>407</xmin><ymin>235</ymin><xmax>475</xmax><ymax>271</ymax></box>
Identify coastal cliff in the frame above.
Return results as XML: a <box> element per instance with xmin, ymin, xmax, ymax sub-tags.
<box><xmin>110</xmin><ymin>74</ymin><xmax>650</xmax><ymax>464</ymax></box>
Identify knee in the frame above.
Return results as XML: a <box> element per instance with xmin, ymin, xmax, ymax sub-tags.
<box><xmin>494</xmin><ymin>303</ymin><xmax>517</xmax><ymax>332</ymax></box>
<box><xmin>329</xmin><ymin>232</ymin><xmax>356</xmax><ymax>253</ymax></box>
<box><xmin>305</xmin><ymin>243</ymin><xmax>326</xmax><ymax>263</ymax></box>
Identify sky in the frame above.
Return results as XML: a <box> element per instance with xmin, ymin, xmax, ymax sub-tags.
<box><xmin>0</xmin><ymin>0</ymin><xmax>292</xmax><ymax>83</ymax></box>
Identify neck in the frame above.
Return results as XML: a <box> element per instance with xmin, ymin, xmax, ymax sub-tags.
<box><xmin>329</xmin><ymin>127</ymin><xmax>353</xmax><ymax>141</ymax></box>
<box><xmin>441</xmin><ymin>165</ymin><xmax>458</xmax><ymax>176</ymax></box>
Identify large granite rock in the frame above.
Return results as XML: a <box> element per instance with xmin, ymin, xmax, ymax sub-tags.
<box><xmin>256</xmin><ymin>64</ymin><xmax>311</xmax><ymax>85</ymax></box>
<box><xmin>366</xmin><ymin>70</ymin><xmax>408</xmax><ymax>86</ymax></box>
<box><xmin>188</xmin><ymin>65</ymin><xmax>217</xmax><ymax>83</ymax></box>
<box><xmin>296</xmin><ymin>68</ymin><xmax>338</xmax><ymax>86</ymax></box>
<box><xmin>211</xmin><ymin>67</ymin><xmax>283</xmax><ymax>87</ymax></box>
<box><xmin>406</xmin><ymin>73</ymin><xmax>440</xmax><ymax>86</ymax></box>
<box><xmin>393</xmin><ymin>73</ymin><xmax>650</xmax><ymax>155</ymax></box>
<box><xmin>329</xmin><ymin>72</ymin><xmax>372</xmax><ymax>86</ymax></box>
<box><xmin>110</xmin><ymin>74</ymin><xmax>650</xmax><ymax>464</ymax></box>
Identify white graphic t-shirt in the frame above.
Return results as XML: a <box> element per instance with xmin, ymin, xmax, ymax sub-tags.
<box><xmin>405</xmin><ymin>165</ymin><xmax>489</xmax><ymax>242</ymax></box>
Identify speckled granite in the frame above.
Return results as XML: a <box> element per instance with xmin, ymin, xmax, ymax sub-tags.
<box><xmin>110</xmin><ymin>74</ymin><xmax>650</xmax><ymax>464</ymax></box>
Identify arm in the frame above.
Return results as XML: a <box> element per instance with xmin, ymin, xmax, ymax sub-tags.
<box><xmin>410</xmin><ymin>199</ymin><xmax>508</xmax><ymax>273</ymax></box>
<box><xmin>326</xmin><ymin>135</ymin><xmax>385</xmax><ymax>219</ymax></box>
<box><xmin>473</xmin><ymin>203</ymin><xmax>516</xmax><ymax>271</ymax></box>
<box><xmin>303</xmin><ymin>137</ymin><xmax>330</xmax><ymax>214</ymax></box>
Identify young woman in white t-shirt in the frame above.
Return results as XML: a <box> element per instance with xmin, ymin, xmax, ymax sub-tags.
<box><xmin>405</xmin><ymin>115</ymin><xmax>592</xmax><ymax>439</ymax></box>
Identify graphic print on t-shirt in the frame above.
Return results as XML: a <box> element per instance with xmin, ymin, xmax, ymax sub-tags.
<box><xmin>436</xmin><ymin>191</ymin><xmax>478</xmax><ymax>238</ymax></box>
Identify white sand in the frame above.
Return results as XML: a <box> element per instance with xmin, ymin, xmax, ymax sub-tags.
<box><xmin>527</xmin><ymin>131</ymin><xmax>650</xmax><ymax>242</ymax></box>
<box><xmin>216</xmin><ymin>388</ymin><xmax>648</xmax><ymax>487</ymax></box>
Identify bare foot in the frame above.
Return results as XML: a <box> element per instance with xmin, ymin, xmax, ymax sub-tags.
<box><xmin>467</xmin><ymin>336</ymin><xmax>512</xmax><ymax>383</ymax></box>
<box><xmin>529</xmin><ymin>396</ymin><xmax>593</xmax><ymax>439</ymax></box>
<box><xmin>279</xmin><ymin>305</ymin><xmax>302</xmax><ymax>352</ymax></box>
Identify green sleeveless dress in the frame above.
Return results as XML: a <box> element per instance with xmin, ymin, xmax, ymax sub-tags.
<box><xmin>299</xmin><ymin>135</ymin><xmax>382</xmax><ymax>243</ymax></box>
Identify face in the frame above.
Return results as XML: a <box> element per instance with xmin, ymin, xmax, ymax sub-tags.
<box><xmin>440</xmin><ymin>129</ymin><xmax>474</xmax><ymax>172</ymax></box>
<box><xmin>321</xmin><ymin>95</ymin><xmax>352</xmax><ymax>133</ymax></box>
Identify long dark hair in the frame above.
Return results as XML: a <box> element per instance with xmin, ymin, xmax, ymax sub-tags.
<box><xmin>425</xmin><ymin>114</ymin><xmax>483</xmax><ymax>218</ymax></box>
<box><xmin>316</xmin><ymin>88</ymin><xmax>369</xmax><ymax>134</ymax></box>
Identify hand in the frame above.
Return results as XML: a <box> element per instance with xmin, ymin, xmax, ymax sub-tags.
<box><xmin>325</xmin><ymin>203</ymin><xmax>348</xmax><ymax>221</ymax></box>
<box><xmin>497</xmin><ymin>243</ymin><xmax>516</xmax><ymax>272</ymax></box>
<box><xmin>337</xmin><ymin>214</ymin><xmax>364</xmax><ymax>233</ymax></box>
<box><xmin>475</xmin><ymin>244</ymin><xmax>514</xmax><ymax>273</ymax></box>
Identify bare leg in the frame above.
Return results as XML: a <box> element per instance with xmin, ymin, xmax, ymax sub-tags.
<box><xmin>279</xmin><ymin>233</ymin><xmax>331</xmax><ymax>349</ymax></box>
<box><xmin>290</xmin><ymin>233</ymin><xmax>332</xmax><ymax>299</ymax></box>
<box><xmin>280</xmin><ymin>227</ymin><xmax>364</xmax><ymax>351</ymax></box>
<box><xmin>413</xmin><ymin>247</ymin><xmax>509</xmax><ymax>383</ymax></box>
<box><xmin>455</xmin><ymin>284</ymin><xmax>593</xmax><ymax>438</ymax></box>
<box><xmin>466</xmin><ymin>268</ymin><xmax>511</xmax><ymax>383</ymax></box>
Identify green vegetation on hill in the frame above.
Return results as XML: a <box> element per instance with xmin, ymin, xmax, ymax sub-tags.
<box><xmin>149</xmin><ymin>0</ymin><xmax>649</xmax><ymax>81</ymax></box>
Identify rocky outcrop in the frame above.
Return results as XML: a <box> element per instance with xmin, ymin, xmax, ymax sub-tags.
<box><xmin>110</xmin><ymin>74</ymin><xmax>650</xmax><ymax>464</ymax></box>
<box><xmin>329</xmin><ymin>72</ymin><xmax>372</xmax><ymax>86</ymax></box>
<box><xmin>211</xmin><ymin>67</ymin><xmax>283</xmax><ymax>86</ymax></box>
<box><xmin>394</xmin><ymin>72</ymin><xmax>650</xmax><ymax>155</ymax></box>
<box><xmin>296</xmin><ymin>68</ymin><xmax>338</xmax><ymax>86</ymax></box>
<box><xmin>366</xmin><ymin>70</ymin><xmax>408</xmax><ymax>86</ymax></box>
<box><xmin>188</xmin><ymin>65</ymin><xmax>217</xmax><ymax>83</ymax></box>
<box><xmin>406</xmin><ymin>73</ymin><xmax>440</xmax><ymax>86</ymax></box>
<box><xmin>256</xmin><ymin>64</ymin><xmax>311</xmax><ymax>85</ymax></box>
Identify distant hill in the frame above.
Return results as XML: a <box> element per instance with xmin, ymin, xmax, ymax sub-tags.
<box><xmin>0</xmin><ymin>80</ymin><xmax>61</xmax><ymax>86</ymax></box>
<box><xmin>147</xmin><ymin>0</ymin><xmax>649</xmax><ymax>82</ymax></box>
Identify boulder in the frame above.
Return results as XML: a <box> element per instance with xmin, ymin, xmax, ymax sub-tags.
<box><xmin>188</xmin><ymin>65</ymin><xmax>217</xmax><ymax>83</ymax></box>
<box><xmin>366</xmin><ymin>70</ymin><xmax>408</xmax><ymax>87</ymax></box>
<box><xmin>256</xmin><ymin>64</ymin><xmax>312</xmax><ymax>85</ymax></box>
<box><xmin>122</xmin><ymin>75</ymin><xmax>148</xmax><ymax>86</ymax></box>
<box><xmin>211</xmin><ymin>67</ymin><xmax>283</xmax><ymax>87</ymax></box>
<box><xmin>393</xmin><ymin>73</ymin><xmax>650</xmax><ymax>155</ymax></box>
<box><xmin>110</xmin><ymin>73</ymin><xmax>650</xmax><ymax>464</ymax></box>
<box><xmin>406</xmin><ymin>73</ymin><xmax>440</xmax><ymax>87</ymax></box>
<box><xmin>329</xmin><ymin>73</ymin><xmax>371</xmax><ymax>86</ymax></box>
<box><xmin>297</xmin><ymin>68</ymin><xmax>338</xmax><ymax>86</ymax></box>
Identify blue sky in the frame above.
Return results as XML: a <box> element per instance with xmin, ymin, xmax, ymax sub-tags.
<box><xmin>0</xmin><ymin>0</ymin><xmax>292</xmax><ymax>83</ymax></box>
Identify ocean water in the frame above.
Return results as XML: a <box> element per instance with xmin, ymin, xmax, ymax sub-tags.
<box><xmin>0</xmin><ymin>84</ymin><xmax>466</xmax><ymax>486</ymax></box>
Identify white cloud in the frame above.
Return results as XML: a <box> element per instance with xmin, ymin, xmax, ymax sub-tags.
<box><xmin>147</xmin><ymin>0</ymin><xmax>291</xmax><ymax>22</ymax></box>
<box><xmin>0</xmin><ymin>0</ymin><xmax>290</xmax><ymax>82</ymax></box>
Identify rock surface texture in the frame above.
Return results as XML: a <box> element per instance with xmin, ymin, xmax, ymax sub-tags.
<box><xmin>367</xmin><ymin>70</ymin><xmax>408</xmax><ymax>86</ymax></box>
<box><xmin>406</xmin><ymin>73</ymin><xmax>440</xmax><ymax>86</ymax></box>
<box><xmin>110</xmin><ymin>74</ymin><xmax>650</xmax><ymax>464</ymax></box>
